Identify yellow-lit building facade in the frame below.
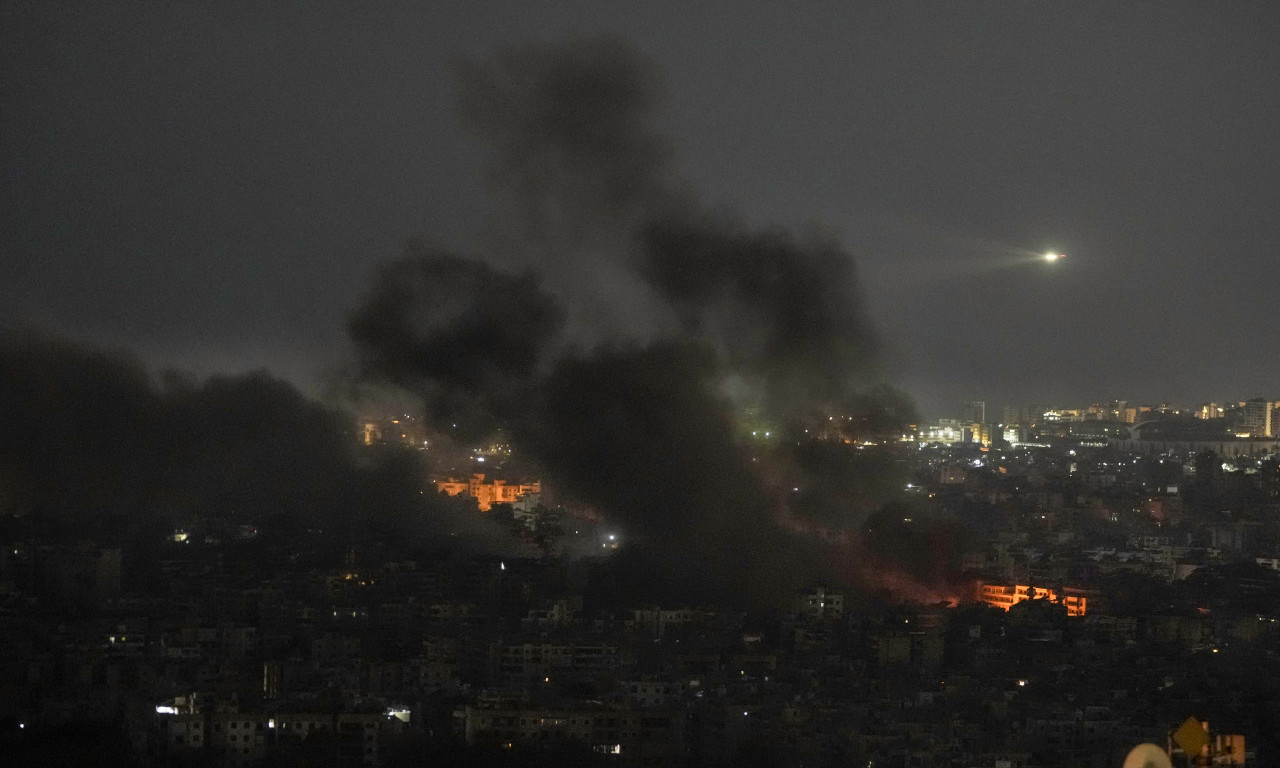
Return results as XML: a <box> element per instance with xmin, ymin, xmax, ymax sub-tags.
<box><xmin>435</xmin><ymin>473</ymin><xmax>541</xmax><ymax>512</ymax></box>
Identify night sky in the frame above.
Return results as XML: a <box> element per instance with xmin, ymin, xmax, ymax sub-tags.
<box><xmin>4</xmin><ymin>3</ymin><xmax>1278</xmax><ymax>419</ymax></box>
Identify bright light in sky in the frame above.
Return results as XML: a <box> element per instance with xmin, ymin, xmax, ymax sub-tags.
<box><xmin>1044</xmin><ymin>252</ymin><xmax>1064</xmax><ymax>262</ymax></box>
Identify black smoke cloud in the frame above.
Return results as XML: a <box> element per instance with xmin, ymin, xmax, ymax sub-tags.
<box><xmin>528</xmin><ymin>341</ymin><xmax>783</xmax><ymax>601</ymax></box>
<box><xmin>452</xmin><ymin>35</ymin><xmax>685</xmax><ymax>344</ymax></box>
<box><xmin>348</xmin><ymin>36</ymin><xmax>927</xmax><ymax>604</ymax></box>
<box><xmin>453</xmin><ymin>36</ymin><xmax>890</xmax><ymax>416</ymax></box>
<box><xmin>347</xmin><ymin>240</ymin><xmax>564</xmax><ymax>440</ymax></box>
<box><xmin>0</xmin><ymin>329</ymin><xmax>163</xmax><ymax>527</ymax></box>
<box><xmin>452</xmin><ymin>34</ymin><xmax>680</xmax><ymax>248</ymax></box>
<box><xmin>527</xmin><ymin>341</ymin><xmax>776</xmax><ymax>551</ymax></box>
<box><xmin>639</xmin><ymin>214</ymin><xmax>883</xmax><ymax>418</ymax></box>
<box><xmin>0</xmin><ymin>327</ymin><xmax>513</xmax><ymax>559</ymax></box>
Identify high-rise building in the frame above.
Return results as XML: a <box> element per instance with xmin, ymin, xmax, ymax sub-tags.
<box><xmin>1004</xmin><ymin>404</ymin><xmax>1049</xmax><ymax>425</ymax></box>
<box><xmin>1240</xmin><ymin>398</ymin><xmax>1272</xmax><ymax>437</ymax></box>
<box><xmin>961</xmin><ymin>400</ymin><xmax>986</xmax><ymax>424</ymax></box>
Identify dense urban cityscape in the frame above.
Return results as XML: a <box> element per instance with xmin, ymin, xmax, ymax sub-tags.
<box><xmin>6</xmin><ymin>5</ymin><xmax>1279</xmax><ymax>767</ymax></box>
<box><xmin>5</xmin><ymin>394</ymin><xmax>1280</xmax><ymax>766</ymax></box>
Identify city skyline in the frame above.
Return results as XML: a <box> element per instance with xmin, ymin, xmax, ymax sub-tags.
<box><xmin>7</xmin><ymin>7</ymin><xmax>1280</xmax><ymax>763</ymax></box>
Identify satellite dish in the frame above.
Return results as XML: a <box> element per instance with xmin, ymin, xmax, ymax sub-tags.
<box><xmin>1123</xmin><ymin>743</ymin><xmax>1173</xmax><ymax>768</ymax></box>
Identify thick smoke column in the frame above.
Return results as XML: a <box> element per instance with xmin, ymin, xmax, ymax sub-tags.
<box><xmin>454</xmin><ymin>35</ymin><xmax>888</xmax><ymax>416</ymax></box>
<box><xmin>350</xmin><ymin>36</ymin><xmax>933</xmax><ymax>603</ymax></box>
<box><xmin>347</xmin><ymin>239</ymin><xmax>564</xmax><ymax>440</ymax></box>
<box><xmin>452</xmin><ymin>34</ymin><xmax>679</xmax><ymax>245</ymax></box>
<box><xmin>639</xmin><ymin>214</ymin><xmax>883</xmax><ymax>418</ymax></box>
<box><xmin>527</xmin><ymin>341</ymin><xmax>745</xmax><ymax>539</ymax></box>
<box><xmin>452</xmin><ymin>35</ymin><xmax>685</xmax><ymax>345</ymax></box>
<box><xmin>525</xmin><ymin>341</ymin><xmax>807</xmax><ymax>602</ymax></box>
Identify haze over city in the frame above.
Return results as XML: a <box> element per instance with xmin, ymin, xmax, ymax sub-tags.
<box><xmin>4</xmin><ymin>4</ymin><xmax>1280</xmax><ymax>767</ymax></box>
<box><xmin>4</xmin><ymin>3</ymin><xmax>1279</xmax><ymax>418</ymax></box>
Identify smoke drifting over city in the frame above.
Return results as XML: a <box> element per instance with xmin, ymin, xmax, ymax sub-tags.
<box><xmin>0</xmin><ymin>327</ymin><xmax>522</xmax><ymax>561</ymax></box>
<box><xmin>11</xmin><ymin>10</ymin><xmax>1280</xmax><ymax>763</ymax></box>
<box><xmin>449</xmin><ymin>35</ymin><xmax>885</xmax><ymax>412</ymax></box>
<box><xmin>347</xmin><ymin>247</ymin><xmax>565</xmax><ymax>443</ymax></box>
<box><xmin>348</xmin><ymin>36</ymin><xmax>929</xmax><ymax>604</ymax></box>
<box><xmin>0</xmin><ymin>35</ymin><xmax>943</xmax><ymax>608</ymax></box>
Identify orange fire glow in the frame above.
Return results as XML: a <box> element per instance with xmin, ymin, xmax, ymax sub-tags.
<box><xmin>978</xmin><ymin>583</ymin><xmax>1087</xmax><ymax>616</ymax></box>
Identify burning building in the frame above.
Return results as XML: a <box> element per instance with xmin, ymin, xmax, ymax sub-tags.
<box><xmin>435</xmin><ymin>473</ymin><xmax>542</xmax><ymax>512</ymax></box>
<box><xmin>978</xmin><ymin>583</ymin><xmax>1087</xmax><ymax>617</ymax></box>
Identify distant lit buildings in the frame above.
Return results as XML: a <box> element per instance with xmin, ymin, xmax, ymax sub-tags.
<box><xmin>918</xmin><ymin>419</ymin><xmax>965</xmax><ymax>444</ymax></box>
<box><xmin>1110</xmin><ymin>421</ymin><xmax>1278</xmax><ymax>457</ymax></box>
<box><xmin>966</xmin><ymin>422</ymin><xmax>994</xmax><ymax>446</ymax></box>
<box><xmin>1003</xmin><ymin>424</ymin><xmax>1029</xmax><ymax>445</ymax></box>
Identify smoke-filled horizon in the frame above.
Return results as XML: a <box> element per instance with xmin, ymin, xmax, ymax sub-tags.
<box><xmin>0</xmin><ymin>36</ymin><xmax>967</xmax><ymax>609</ymax></box>
<box><xmin>0</xmin><ymin>326</ymin><xmax>532</xmax><ymax>570</ymax></box>
<box><xmin>345</xmin><ymin>36</ymin><xmax>947</xmax><ymax>605</ymax></box>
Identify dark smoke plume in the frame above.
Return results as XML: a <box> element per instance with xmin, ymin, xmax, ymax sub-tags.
<box><xmin>639</xmin><ymin>214</ymin><xmax>883</xmax><ymax>418</ymax></box>
<box><xmin>452</xmin><ymin>35</ymin><xmax>685</xmax><ymax>344</ymax></box>
<box><xmin>347</xmin><ymin>239</ymin><xmax>564</xmax><ymax>440</ymax></box>
<box><xmin>523</xmin><ymin>341</ymin><xmax>762</xmax><ymax>540</ymax></box>
<box><xmin>452</xmin><ymin>35</ymin><xmax>889</xmax><ymax>413</ymax></box>
<box><xmin>452</xmin><ymin>34</ymin><xmax>681</xmax><ymax>246</ymax></box>
<box><xmin>523</xmin><ymin>340</ymin><xmax>785</xmax><ymax>601</ymax></box>
<box><xmin>348</xmin><ymin>36</ymin><xmax>932</xmax><ymax>604</ymax></box>
<box><xmin>0</xmin><ymin>329</ymin><xmax>163</xmax><ymax>529</ymax></box>
<box><xmin>0</xmin><ymin>327</ymin><xmax>515</xmax><ymax>563</ymax></box>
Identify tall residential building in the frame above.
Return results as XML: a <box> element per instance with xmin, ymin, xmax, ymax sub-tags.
<box><xmin>961</xmin><ymin>401</ymin><xmax>986</xmax><ymax>424</ymax></box>
<box><xmin>1002</xmin><ymin>404</ymin><xmax>1045</xmax><ymax>425</ymax></box>
<box><xmin>1240</xmin><ymin>398</ymin><xmax>1272</xmax><ymax>437</ymax></box>
<box><xmin>1008</xmin><ymin>404</ymin><xmax>1050</xmax><ymax>425</ymax></box>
